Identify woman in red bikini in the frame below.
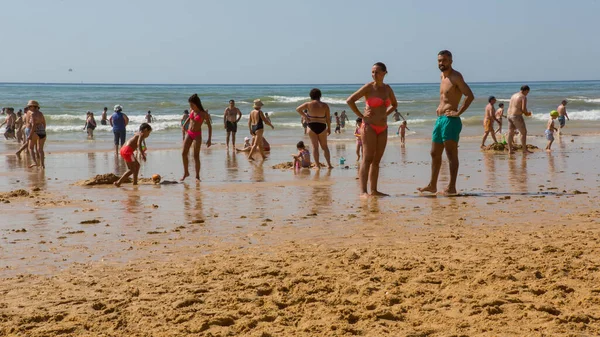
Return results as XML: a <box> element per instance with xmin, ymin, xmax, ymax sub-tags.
<box><xmin>181</xmin><ymin>94</ymin><xmax>212</xmax><ymax>181</ymax></box>
<box><xmin>346</xmin><ymin>62</ymin><xmax>398</xmax><ymax>196</ymax></box>
<box><xmin>295</xmin><ymin>88</ymin><xmax>333</xmax><ymax>169</ymax></box>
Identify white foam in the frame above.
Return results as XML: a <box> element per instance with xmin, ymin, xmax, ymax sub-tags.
<box><xmin>268</xmin><ymin>95</ymin><xmax>349</xmax><ymax>105</ymax></box>
<box><xmin>567</xmin><ymin>97</ymin><xmax>600</xmax><ymax>103</ymax></box>
<box><xmin>269</xmin><ymin>96</ymin><xmax>307</xmax><ymax>103</ymax></box>
<box><xmin>531</xmin><ymin>110</ymin><xmax>600</xmax><ymax>121</ymax></box>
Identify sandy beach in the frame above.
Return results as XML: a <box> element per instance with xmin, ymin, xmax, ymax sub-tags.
<box><xmin>1</xmin><ymin>135</ymin><xmax>600</xmax><ymax>336</ymax></box>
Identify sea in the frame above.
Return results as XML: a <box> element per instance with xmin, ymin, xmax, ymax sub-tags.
<box><xmin>1</xmin><ymin>81</ymin><xmax>599</xmax><ymax>149</ymax></box>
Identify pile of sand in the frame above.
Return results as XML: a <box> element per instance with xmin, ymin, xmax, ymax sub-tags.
<box><xmin>74</xmin><ymin>174</ymin><xmax>176</xmax><ymax>186</ymax></box>
<box><xmin>75</xmin><ymin>173</ymin><xmax>123</xmax><ymax>186</ymax></box>
<box><xmin>484</xmin><ymin>143</ymin><xmax>539</xmax><ymax>152</ymax></box>
<box><xmin>272</xmin><ymin>162</ymin><xmax>327</xmax><ymax>170</ymax></box>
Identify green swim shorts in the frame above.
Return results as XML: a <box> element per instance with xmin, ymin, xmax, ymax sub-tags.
<box><xmin>432</xmin><ymin>115</ymin><xmax>462</xmax><ymax>144</ymax></box>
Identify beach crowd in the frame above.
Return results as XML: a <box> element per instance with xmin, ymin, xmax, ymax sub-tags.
<box><xmin>2</xmin><ymin>50</ymin><xmax>574</xmax><ymax>196</ymax></box>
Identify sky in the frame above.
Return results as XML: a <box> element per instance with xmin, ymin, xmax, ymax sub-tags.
<box><xmin>2</xmin><ymin>0</ymin><xmax>599</xmax><ymax>84</ymax></box>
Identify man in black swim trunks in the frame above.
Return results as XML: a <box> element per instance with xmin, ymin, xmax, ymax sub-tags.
<box><xmin>101</xmin><ymin>107</ymin><xmax>108</xmax><ymax>125</ymax></box>
<box><xmin>223</xmin><ymin>99</ymin><xmax>242</xmax><ymax>150</ymax></box>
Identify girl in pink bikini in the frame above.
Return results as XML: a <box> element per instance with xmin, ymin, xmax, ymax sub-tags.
<box><xmin>346</xmin><ymin>62</ymin><xmax>398</xmax><ymax>196</ymax></box>
<box><xmin>181</xmin><ymin>94</ymin><xmax>212</xmax><ymax>181</ymax></box>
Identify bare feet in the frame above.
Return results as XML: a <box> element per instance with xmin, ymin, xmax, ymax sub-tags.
<box><xmin>29</xmin><ymin>164</ymin><xmax>38</xmax><ymax>168</ymax></box>
<box><xmin>437</xmin><ymin>188</ymin><xmax>458</xmax><ymax>196</ymax></box>
<box><xmin>195</xmin><ymin>176</ymin><xmax>201</xmax><ymax>182</ymax></box>
<box><xmin>523</xmin><ymin>149</ymin><xmax>533</xmax><ymax>154</ymax></box>
<box><xmin>114</xmin><ymin>182</ymin><xmax>121</xmax><ymax>187</ymax></box>
<box><xmin>180</xmin><ymin>172</ymin><xmax>190</xmax><ymax>181</ymax></box>
<box><xmin>370</xmin><ymin>191</ymin><xmax>389</xmax><ymax>197</ymax></box>
<box><xmin>360</xmin><ymin>192</ymin><xmax>369</xmax><ymax>199</ymax></box>
<box><xmin>417</xmin><ymin>185</ymin><xmax>437</xmax><ymax>194</ymax></box>
<box><xmin>327</xmin><ymin>165</ymin><xmax>334</xmax><ymax>169</ymax></box>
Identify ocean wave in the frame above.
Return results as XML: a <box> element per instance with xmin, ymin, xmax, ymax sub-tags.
<box><xmin>267</xmin><ymin>95</ymin><xmax>348</xmax><ymax>105</ymax></box>
<box><xmin>531</xmin><ymin>110</ymin><xmax>600</xmax><ymax>121</ymax></box>
<box><xmin>46</xmin><ymin>121</ymin><xmax>181</xmax><ymax>133</ymax></box>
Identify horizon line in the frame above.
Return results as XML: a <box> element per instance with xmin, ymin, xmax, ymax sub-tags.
<box><xmin>1</xmin><ymin>79</ymin><xmax>599</xmax><ymax>86</ymax></box>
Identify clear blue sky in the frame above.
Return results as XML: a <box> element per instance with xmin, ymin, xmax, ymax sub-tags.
<box><xmin>2</xmin><ymin>0</ymin><xmax>599</xmax><ymax>84</ymax></box>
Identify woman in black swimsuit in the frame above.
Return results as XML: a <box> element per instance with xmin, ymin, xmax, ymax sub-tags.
<box><xmin>296</xmin><ymin>88</ymin><xmax>333</xmax><ymax>168</ymax></box>
<box><xmin>247</xmin><ymin>99</ymin><xmax>274</xmax><ymax>160</ymax></box>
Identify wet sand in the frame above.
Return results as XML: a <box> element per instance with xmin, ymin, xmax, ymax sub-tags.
<box><xmin>1</xmin><ymin>135</ymin><xmax>600</xmax><ymax>336</ymax></box>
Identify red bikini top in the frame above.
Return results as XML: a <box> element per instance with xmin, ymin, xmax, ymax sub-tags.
<box><xmin>366</xmin><ymin>97</ymin><xmax>391</xmax><ymax>108</ymax></box>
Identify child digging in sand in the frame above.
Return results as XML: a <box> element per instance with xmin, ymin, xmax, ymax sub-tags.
<box><xmin>115</xmin><ymin>123</ymin><xmax>152</xmax><ymax>187</ymax></box>
<box><xmin>545</xmin><ymin>110</ymin><xmax>559</xmax><ymax>152</ymax></box>
<box><xmin>292</xmin><ymin>141</ymin><xmax>311</xmax><ymax>168</ymax></box>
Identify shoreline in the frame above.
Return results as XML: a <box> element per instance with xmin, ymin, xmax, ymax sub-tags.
<box><xmin>1</xmin><ymin>133</ymin><xmax>599</xmax><ymax>335</ymax></box>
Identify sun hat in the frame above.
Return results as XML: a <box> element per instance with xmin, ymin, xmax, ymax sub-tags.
<box><xmin>550</xmin><ymin>110</ymin><xmax>559</xmax><ymax>117</ymax></box>
<box><xmin>244</xmin><ymin>137</ymin><xmax>250</xmax><ymax>142</ymax></box>
<box><xmin>27</xmin><ymin>100</ymin><xmax>40</xmax><ymax>108</ymax></box>
<box><xmin>114</xmin><ymin>104</ymin><xmax>123</xmax><ymax>112</ymax></box>
<box><xmin>253</xmin><ymin>99</ymin><xmax>264</xmax><ymax>109</ymax></box>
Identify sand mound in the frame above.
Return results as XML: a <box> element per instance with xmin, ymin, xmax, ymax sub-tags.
<box><xmin>0</xmin><ymin>189</ymin><xmax>30</xmax><ymax>198</ymax></box>
<box><xmin>75</xmin><ymin>174</ymin><xmax>123</xmax><ymax>186</ymax></box>
<box><xmin>484</xmin><ymin>143</ymin><xmax>539</xmax><ymax>152</ymax></box>
<box><xmin>272</xmin><ymin>162</ymin><xmax>327</xmax><ymax>170</ymax></box>
<box><xmin>75</xmin><ymin>174</ymin><xmax>175</xmax><ymax>186</ymax></box>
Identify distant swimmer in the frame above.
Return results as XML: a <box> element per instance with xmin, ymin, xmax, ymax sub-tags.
<box><xmin>481</xmin><ymin>96</ymin><xmax>499</xmax><ymax>148</ymax></box>
<box><xmin>347</xmin><ymin>62</ymin><xmax>399</xmax><ymax>197</ymax></box>
<box><xmin>109</xmin><ymin>105</ymin><xmax>129</xmax><ymax>155</ymax></box>
<box><xmin>392</xmin><ymin>109</ymin><xmax>401</xmax><ymax>122</ymax></box>
<box><xmin>26</xmin><ymin>101</ymin><xmax>47</xmax><ymax>168</ymax></box>
<box><xmin>181</xmin><ymin>94</ymin><xmax>212</xmax><ymax>181</ymax></box>
<box><xmin>114</xmin><ymin>123</ymin><xmax>152</xmax><ymax>187</ymax></box>
<box><xmin>301</xmin><ymin>114</ymin><xmax>308</xmax><ymax>134</ymax></box>
<box><xmin>100</xmin><ymin>107</ymin><xmax>108</xmax><ymax>125</ymax></box>
<box><xmin>84</xmin><ymin>111</ymin><xmax>97</xmax><ymax>139</ymax></box>
<box><xmin>397</xmin><ymin>120</ymin><xmax>409</xmax><ymax>147</ymax></box>
<box><xmin>340</xmin><ymin>110</ymin><xmax>349</xmax><ymax>129</ymax></box>
<box><xmin>557</xmin><ymin>100</ymin><xmax>569</xmax><ymax>135</ymax></box>
<box><xmin>0</xmin><ymin>108</ymin><xmax>16</xmax><ymax>140</ymax></box>
<box><xmin>224</xmin><ymin>99</ymin><xmax>242</xmax><ymax>150</ymax></box>
<box><xmin>334</xmin><ymin>112</ymin><xmax>341</xmax><ymax>133</ymax></box>
<box><xmin>14</xmin><ymin>110</ymin><xmax>24</xmax><ymax>143</ymax></box>
<box><xmin>507</xmin><ymin>85</ymin><xmax>532</xmax><ymax>154</ymax></box>
<box><xmin>146</xmin><ymin>110</ymin><xmax>154</xmax><ymax>123</ymax></box>
<box><xmin>296</xmin><ymin>88</ymin><xmax>333</xmax><ymax>168</ymax></box>
<box><xmin>247</xmin><ymin>99</ymin><xmax>274</xmax><ymax>161</ymax></box>
<box><xmin>418</xmin><ymin>50</ymin><xmax>474</xmax><ymax>196</ymax></box>
<box><xmin>180</xmin><ymin>109</ymin><xmax>189</xmax><ymax>141</ymax></box>
<box><xmin>495</xmin><ymin>103</ymin><xmax>506</xmax><ymax>134</ymax></box>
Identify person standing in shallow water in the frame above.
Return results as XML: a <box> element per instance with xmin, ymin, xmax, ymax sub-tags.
<box><xmin>296</xmin><ymin>88</ymin><xmax>333</xmax><ymax>169</ymax></box>
<box><xmin>418</xmin><ymin>50</ymin><xmax>474</xmax><ymax>196</ymax></box>
<box><xmin>109</xmin><ymin>105</ymin><xmax>129</xmax><ymax>155</ymax></box>
<box><xmin>181</xmin><ymin>94</ymin><xmax>212</xmax><ymax>181</ymax></box>
<box><xmin>26</xmin><ymin>100</ymin><xmax>47</xmax><ymax>168</ymax></box>
<box><xmin>224</xmin><ymin>99</ymin><xmax>242</xmax><ymax>150</ymax></box>
<box><xmin>100</xmin><ymin>107</ymin><xmax>108</xmax><ymax>125</ymax></box>
<box><xmin>247</xmin><ymin>99</ymin><xmax>274</xmax><ymax>161</ymax></box>
<box><xmin>507</xmin><ymin>85</ymin><xmax>532</xmax><ymax>154</ymax></box>
<box><xmin>346</xmin><ymin>62</ymin><xmax>398</xmax><ymax>197</ymax></box>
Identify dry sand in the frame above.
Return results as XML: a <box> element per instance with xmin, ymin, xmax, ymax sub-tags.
<box><xmin>1</xmin><ymin>136</ymin><xmax>600</xmax><ymax>336</ymax></box>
